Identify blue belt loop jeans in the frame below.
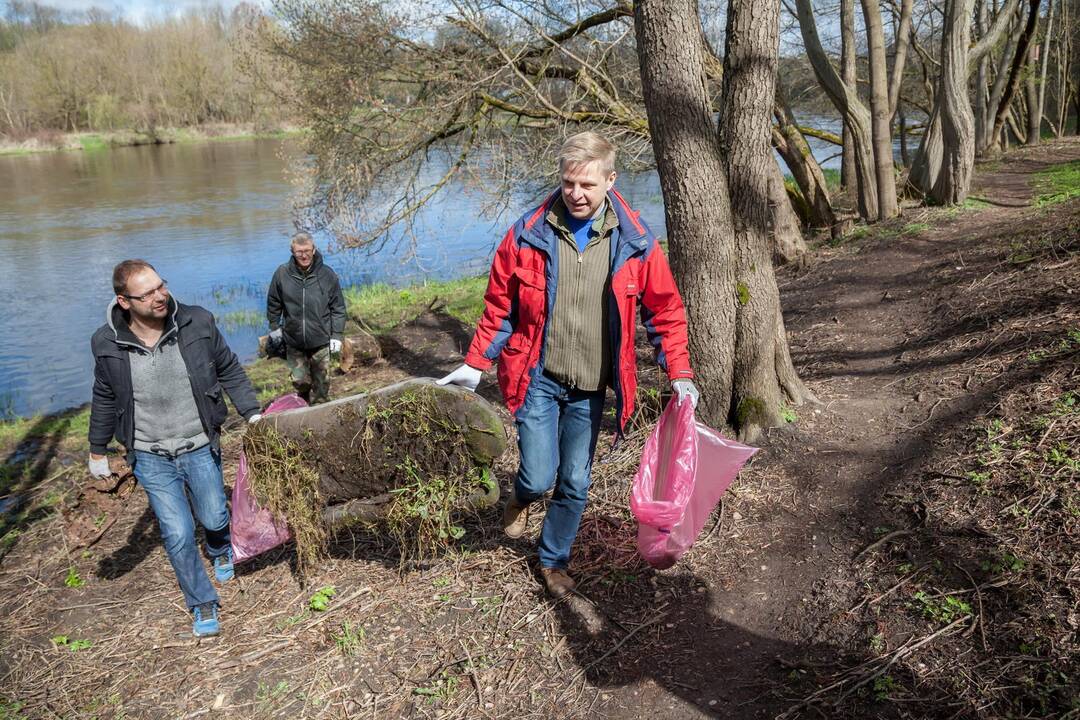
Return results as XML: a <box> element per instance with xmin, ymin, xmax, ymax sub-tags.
<box><xmin>513</xmin><ymin>371</ymin><xmax>605</xmax><ymax>570</ymax></box>
<box><xmin>131</xmin><ymin>445</ymin><xmax>229</xmax><ymax>610</ymax></box>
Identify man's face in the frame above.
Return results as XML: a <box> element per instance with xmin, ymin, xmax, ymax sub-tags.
<box><xmin>117</xmin><ymin>268</ymin><xmax>169</xmax><ymax>321</ymax></box>
<box><xmin>560</xmin><ymin>160</ymin><xmax>616</xmax><ymax>219</ymax></box>
<box><xmin>292</xmin><ymin>243</ymin><xmax>315</xmax><ymax>270</ymax></box>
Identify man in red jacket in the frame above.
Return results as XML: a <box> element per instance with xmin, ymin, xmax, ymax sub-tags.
<box><xmin>439</xmin><ymin>132</ymin><xmax>698</xmax><ymax>597</ymax></box>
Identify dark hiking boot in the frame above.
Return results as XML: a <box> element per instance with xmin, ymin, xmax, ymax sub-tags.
<box><xmin>541</xmin><ymin>568</ymin><xmax>576</xmax><ymax>598</ymax></box>
<box><xmin>501</xmin><ymin>497</ymin><xmax>529</xmax><ymax>538</ymax></box>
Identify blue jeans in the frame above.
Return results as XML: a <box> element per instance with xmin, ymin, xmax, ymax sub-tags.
<box><xmin>514</xmin><ymin>371</ymin><xmax>605</xmax><ymax>570</ymax></box>
<box><xmin>132</xmin><ymin>445</ymin><xmax>229</xmax><ymax>609</ymax></box>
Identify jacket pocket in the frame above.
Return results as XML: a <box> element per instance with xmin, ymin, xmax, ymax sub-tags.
<box><xmin>205</xmin><ymin>382</ymin><xmax>227</xmax><ymax>427</ymax></box>
<box><xmin>513</xmin><ymin>267</ymin><xmax>546</xmax><ymax>328</ymax></box>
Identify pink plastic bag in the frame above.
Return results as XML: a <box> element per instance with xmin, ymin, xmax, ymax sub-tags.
<box><xmin>230</xmin><ymin>393</ymin><xmax>308</xmax><ymax>563</ymax></box>
<box><xmin>631</xmin><ymin>398</ymin><xmax>758</xmax><ymax>569</ymax></box>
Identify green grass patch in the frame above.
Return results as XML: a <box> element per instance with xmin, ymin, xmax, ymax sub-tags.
<box><xmin>902</xmin><ymin>222</ymin><xmax>931</xmax><ymax>236</ymax></box>
<box><xmin>1033</xmin><ymin>160</ymin><xmax>1080</xmax><ymax>207</ymax></box>
<box><xmin>827</xmin><ymin>223</ymin><xmax>874</xmax><ymax>247</ymax></box>
<box><xmin>77</xmin><ymin>134</ymin><xmax>108</xmax><ymax>152</ymax></box>
<box><xmin>939</xmin><ymin>195</ymin><xmax>993</xmax><ymax>219</ymax></box>
<box><xmin>820</xmin><ymin>167</ymin><xmax>842</xmax><ymax>194</ymax></box>
<box><xmin>217</xmin><ymin>309</ymin><xmax>264</xmax><ymax>332</ymax></box>
<box><xmin>244</xmin><ymin>357</ymin><xmax>293</xmax><ymax>405</ymax></box>
<box><xmin>345</xmin><ymin>276</ymin><xmax>488</xmax><ymax>333</ymax></box>
<box><xmin>0</xmin><ymin>408</ymin><xmax>90</xmax><ymax>452</ymax></box>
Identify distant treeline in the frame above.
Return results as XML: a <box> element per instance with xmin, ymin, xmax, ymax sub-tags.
<box><xmin>0</xmin><ymin>1</ymin><xmax>288</xmax><ymax>138</ymax></box>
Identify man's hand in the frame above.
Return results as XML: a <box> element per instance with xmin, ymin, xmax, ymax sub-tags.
<box><xmin>329</xmin><ymin>339</ymin><xmax>342</xmax><ymax>354</ymax></box>
<box><xmin>88</xmin><ymin>453</ymin><xmax>111</xmax><ymax>479</ymax></box>
<box><xmin>436</xmin><ymin>364</ymin><xmax>483</xmax><ymax>392</ymax></box>
<box><xmin>248</xmin><ymin>413</ymin><xmax>263</xmax><ymax>424</ymax></box>
<box><xmin>269</xmin><ymin>328</ymin><xmax>283</xmax><ymax>342</ymax></box>
<box><xmin>672</xmin><ymin>379</ymin><xmax>700</xmax><ymax>408</ymax></box>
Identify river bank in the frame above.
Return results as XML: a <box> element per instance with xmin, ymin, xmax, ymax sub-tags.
<box><xmin>0</xmin><ymin>123</ymin><xmax>305</xmax><ymax>156</ymax></box>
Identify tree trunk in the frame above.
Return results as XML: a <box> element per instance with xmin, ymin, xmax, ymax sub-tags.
<box><xmin>911</xmin><ymin>0</ymin><xmax>977</xmax><ymax>204</ymax></box>
<box><xmin>840</xmin><ymin>0</ymin><xmax>857</xmax><ymax>191</ymax></box>
<box><xmin>773</xmin><ymin>88</ymin><xmax>837</xmax><ymax>230</ymax></box>
<box><xmin>1035</xmin><ymin>0</ymin><xmax>1056</xmax><ymax>138</ymax></box>
<box><xmin>1053</xmin><ymin>0</ymin><xmax>1069</xmax><ymax>136</ymax></box>
<box><xmin>975</xmin><ymin>0</ymin><xmax>992</xmax><ymax>148</ymax></box>
<box><xmin>981</xmin><ymin>11</ymin><xmax>1023</xmax><ymax>152</ymax></box>
<box><xmin>795</xmin><ymin>0</ymin><xmax>879</xmax><ymax>220</ymax></box>
<box><xmin>767</xmin><ymin>158</ymin><xmax>809</xmax><ymax>266</ymax></box>
<box><xmin>720</xmin><ymin>0</ymin><xmax>813</xmax><ymax>439</ymax></box>
<box><xmin>898</xmin><ymin>103</ymin><xmax>910</xmax><ymax>167</ymax></box>
<box><xmin>990</xmin><ymin>0</ymin><xmax>1042</xmax><ymax>150</ymax></box>
<box><xmin>861</xmin><ymin>0</ymin><xmax>900</xmax><ymax>218</ymax></box>
<box><xmin>888</xmin><ymin>0</ymin><xmax>915</xmax><ymax>121</ymax></box>
<box><xmin>912</xmin><ymin>0</ymin><xmax>1023</xmax><ymax>199</ymax></box>
<box><xmin>1058</xmin><ymin>0</ymin><xmax>1072</xmax><ymax>136</ymax></box>
<box><xmin>634</xmin><ymin>0</ymin><xmax>810</xmax><ymax>441</ymax></box>
<box><xmin>1025</xmin><ymin>38</ymin><xmax>1041</xmax><ymax>143</ymax></box>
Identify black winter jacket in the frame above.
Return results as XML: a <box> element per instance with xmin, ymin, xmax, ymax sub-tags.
<box><xmin>89</xmin><ymin>297</ymin><xmax>260</xmax><ymax>463</ymax></box>
<box><xmin>266</xmin><ymin>251</ymin><xmax>346</xmax><ymax>351</ymax></box>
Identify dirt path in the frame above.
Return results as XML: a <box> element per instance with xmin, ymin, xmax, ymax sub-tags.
<box><xmin>1</xmin><ymin>139</ymin><xmax>1076</xmax><ymax>719</ymax></box>
<box><xmin>602</xmin><ymin>138</ymin><xmax>1079</xmax><ymax>718</ymax></box>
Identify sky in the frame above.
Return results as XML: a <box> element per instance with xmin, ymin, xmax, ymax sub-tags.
<box><xmin>30</xmin><ymin>0</ymin><xmax>264</xmax><ymax>23</ymax></box>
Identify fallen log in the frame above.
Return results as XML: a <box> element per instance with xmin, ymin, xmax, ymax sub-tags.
<box><xmin>243</xmin><ymin>378</ymin><xmax>506</xmax><ymax>567</ymax></box>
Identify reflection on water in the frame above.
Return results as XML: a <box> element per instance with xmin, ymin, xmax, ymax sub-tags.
<box><xmin>0</xmin><ymin>117</ymin><xmax>864</xmax><ymax>418</ymax></box>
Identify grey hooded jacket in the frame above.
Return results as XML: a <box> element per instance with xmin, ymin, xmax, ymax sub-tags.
<box><xmin>89</xmin><ymin>297</ymin><xmax>259</xmax><ymax>463</ymax></box>
<box><xmin>266</xmin><ymin>250</ymin><xmax>347</xmax><ymax>352</ymax></box>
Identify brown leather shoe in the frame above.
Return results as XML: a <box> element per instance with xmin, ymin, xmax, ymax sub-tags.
<box><xmin>541</xmin><ymin>568</ymin><xmax>576</xmax><ymax>598</ymax></box>
<box><xmin>501</xmin><ymin>497</ymin><xmax>529</xmax><ymax>538</ymax></box>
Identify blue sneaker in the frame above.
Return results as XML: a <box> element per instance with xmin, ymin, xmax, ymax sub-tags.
<box><xmin>213</xmin><ymin>548</ymin><xmax>234</xmax><ymax>583</ymax></box>
<box><xmin>192</xmin><ymin>603</ymin><xmax>220</xmax><ymax>637</ymax></box>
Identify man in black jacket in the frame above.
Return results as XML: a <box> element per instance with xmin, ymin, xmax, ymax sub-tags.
<box><xmin>88</xmin><ymin>259</ymin><xmax>261</xmax><ymax>638</ymax></box>
<box><xmin>266</xmin><ymin>233</ymin><xmax>347</xmax><ymax>404</ymax></box>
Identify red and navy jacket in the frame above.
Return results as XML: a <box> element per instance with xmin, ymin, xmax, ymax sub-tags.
<box><xmin>464</xmin><ymin>188</ymin><xmax>694</xmax><ymax>433</ymax></box>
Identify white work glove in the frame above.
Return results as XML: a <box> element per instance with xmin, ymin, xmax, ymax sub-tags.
<box><xmin>672</xmin><ymin>380</ymin><xmax>700</xmax><ymax>408</ymax></box>
<box><xmin>248</xmin><ymin>413</ymin><xmax>263</xmax><ymax>424</ymax></box>
<box><xmin>436</xmin><ymin>364</ymin><xmax>483</xmax><ymax>392</ymax></box>
<box><xmin>329</xmin><ymin>339</ymin><xmax>342</xmax><ymax>354</ymax></box>
<box><xmin>88</xmin><ymin>454</ymin><xmax>111</xmax><ymax>479</ymax></box>
<box><xmin>269</xmin><ymin>328</ymin><xmax>283</xmax><ymax>342</ymax></box>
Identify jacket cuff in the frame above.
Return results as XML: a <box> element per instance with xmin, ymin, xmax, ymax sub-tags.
<box><xmin>667</xmin><ymin>366</ymin><xmax>694</xmax><ymax>382</ymax></box>
<box><xmin>89</xmin><ymin>442</ymin><xmax>109</xmax><ymax>455</ymax></box>
<box><xmin>463</xmin><ymin>351</ymin><xmax>494</xmax><ymax>371</ymax></box>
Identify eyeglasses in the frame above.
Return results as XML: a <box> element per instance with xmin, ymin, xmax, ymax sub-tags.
<box><xmin>292</xmin><ymin>249</ymin><xmax>314</xmax><ymax>257</ymax></box>
<box><xmin>123</xmin><ymin>280</ymin><xmax>168</xmax><ymax>303</ymax></box>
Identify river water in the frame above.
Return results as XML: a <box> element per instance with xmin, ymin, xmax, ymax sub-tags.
<box><xmin>0</xmin><ymin>124</ymin><xmax>857</xmax><ymax>418</ymax></box>
<box><xmin>0</xmin><ymin>139</ymin><xmax>669</xmax><ymax>417</ymax></box>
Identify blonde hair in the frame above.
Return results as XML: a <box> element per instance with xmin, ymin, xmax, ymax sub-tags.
<box><xmin>558</xmin><ymin>131</ymin><xmax>616</xmax><ymax>176</ymax></box>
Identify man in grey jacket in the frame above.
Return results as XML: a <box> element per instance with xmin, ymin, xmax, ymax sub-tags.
<box><xmin>266</xmin><ymin>233</ymin><xmax>347</xmax><ymax>404</ymax></box>
<box><xmin>88</xmin><ymin>259</ymin><xmax>261</xmax><ymax>638</ymax></box>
